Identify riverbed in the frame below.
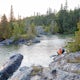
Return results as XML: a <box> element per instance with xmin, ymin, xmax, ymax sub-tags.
<box><xmin>0</xmin><ymin>35</ymin><xmax>67</xmax><ymax>67</ymax></box>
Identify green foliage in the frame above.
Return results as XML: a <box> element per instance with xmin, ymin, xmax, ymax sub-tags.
<box><xmin>12</xmin><ymin>20</ymin><xmax>26</xmax><ymax>40</ymax></box>
<box><xmin>12</xmin><ymin>22</ymin><xmax>20</xmax><ymax>38</ymax></box>
<box><xmin>28</xmin><ymin>13</ymin><xmax>56</xmax><ymax>26</ymax></box>
<box><xmin>26</xmin><ymin>23</ymin><xmax>36</xmax><ymax>39</ymax></box>
<box><xmin>67</xmin><ymin>21</ymin><xmax>80</xmax><ymax>52</ymax></box>
<box><xmin>56</xmin><ymin>10</ymin><xmax>72</xmax><ymax>34</ymax></box>
<box><xmin>17</xmin><ymin>18</ymin><xmax>26</xmax><ymax>34</ymax></box>
<box><xmin>9</xmin><ymin>5</ymin><xmax>15</xmax><ymax>37</ymax></box>
<box><xmin>30</xmin><ymin>23</ymin><xmax>37</xmax><ymax>35</ymax></box>
<box><xmin>30</xmin><ymin>66</ymin><xmax>43</xmax><ymax>76</ymax></box>
<box><xmin>25</xmin><ymin>8</ymin><xmax>80</xmax><ymax>34</ymax></box>
<box><xmin>44</xmin><ymin>26</ymin><xmax>50</xmax><ymax>33</ymax></box>
<box><xmin>53</xmin><ymin>22</ymin><xmax>59</xmax><ymax>33</ymax></box>
<box><xmin>10</xmin><ymin>5</ymin><xmax>14</xmax><ymax>22</ymax></box>
<box><xmin>50</xmin><ymin>21</ymin><xmax>59</xmax><ymax>34</ymax></box>
<box><xmin>0</xmin><ymin>6</ymin><xmax>37</xmax><ymax>41</ymax></box>
<box><xmin>0</xmin><ymin>4</ymin><xmax>80</xmax><ymax>42</ymax></box>
<box><xmin>0</xmin><ymin>14</ymin><xmax>11</xmax><ymax>39</ymax></box>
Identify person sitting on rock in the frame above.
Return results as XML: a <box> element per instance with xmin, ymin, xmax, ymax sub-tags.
<box><xmin>57</xmin><ymin>48</ymin><xmax>65</xmax><ymax>55</ymax></box>
<box><xmin>50</xmin><ymin>48</ymin><xmax>65</xmax><ymax>58</ymax></box>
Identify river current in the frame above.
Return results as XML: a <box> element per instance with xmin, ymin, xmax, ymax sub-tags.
<box><xmin>0</xmin><ymin>35</ymin><xmax>67</xmax><ymax>67</ymax></box>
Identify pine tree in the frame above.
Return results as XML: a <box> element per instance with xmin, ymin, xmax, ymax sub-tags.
<box><xmin>10</xmin><ymin>5</ymin><xmax>14</xmax><ymax>22</ymax></box>
<box><xmin>0</xmin><ymin>14</ymin><xmax>10</xmax><ymax>39</ymax></box>
<box><xmin>64</xmin><ymin>0</ymin><xmax>68</xmax><ymax>10</ymax></box>
<box><xmin>9</xmin><ymin>5</ymin><xmax>15</xmax><ymax>35</ymax></box>
<box><xmin>8</xmin><ymin>5</ymin><xmax>16</xmax><ymax>38</ymax></box>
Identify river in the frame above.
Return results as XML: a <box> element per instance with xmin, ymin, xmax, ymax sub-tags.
<box><xmin>0</xmin><ymin>35</ymin><xmax>67</xmax><ymax>67</ymax></box>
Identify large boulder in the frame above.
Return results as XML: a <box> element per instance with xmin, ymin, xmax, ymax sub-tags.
<box><xmin>0</xmin><ymin>54</ymin><xmax>23</xmax><ymax>80</ymax></box>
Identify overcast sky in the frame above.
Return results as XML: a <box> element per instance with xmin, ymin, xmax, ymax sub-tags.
<box><xmin>0</xmin><ymin>0</ymin><xmax>80</xmax><ymax>18</ymax></box>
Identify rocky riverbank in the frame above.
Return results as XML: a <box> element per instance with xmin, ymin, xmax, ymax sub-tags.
<box><xmin>0</xmin><ymin>37</ymin><xmax>40</xmax><ymax>46</ymax></box>
<box><xmin>0</xmin><ymin>52</ymin><xmax>80</xmax><ymax>80</ymax></box>
<box><xmin>10</xmin><ymin>52</ymin><xmax>80</xmax><ymax>80</ymax></box>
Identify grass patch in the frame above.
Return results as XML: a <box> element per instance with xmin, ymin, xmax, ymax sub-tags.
<box><xmin>30</xmin><ymin>66</ymin><xmax>43</xmax><ymax>76</ymax></box>
<box><xmin>67</xmin><ymin>57</ymin><xmax>80</xmax><ymax>63</ymax></box>
<box><xmin>72</xmin><ymin>70</ymin><xmax>80</xmax><ymax>74</ymax></box>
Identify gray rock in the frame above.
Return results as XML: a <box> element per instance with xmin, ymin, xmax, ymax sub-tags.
<box><xmin>35</xmin><ymin>26</ymin><xmax>44</xmax><ymax>35</ymax></box>
<box><xmin>9</xmin><ymin>66</ymin><xmax>33</xmax><ymax>80</ymax></box>
<box><xmin>5</xmin><ymin>52</ymin><xmax>80</xmax><ymax>80</ymax></box>
<box><xmin>0</xmin><ymin>54</ymin><xmax>23</xmax><ymax>80</ymax></box>
<box><xmin>32</xmin><ymin>37</ymin><xmax>40</xmax><ymax>43</ymax></box>
<box><xmin>0</xmin><ymin>38</ymin><xmax>14</xmax><ymax>45</ymax></box>
<box><xmin>31</xmin><ymin>75</ymin><xmax>41</xmax><ymax>80</ymax></box>
<box><xmin>29</xmin><ymin>52</ymin><xmax>80</xmax><ymax>80</ymax></box>
<box><xmin>49</xmin><ymin>52</ymin><xmax>80</xmax><ymax>80</ymax></box>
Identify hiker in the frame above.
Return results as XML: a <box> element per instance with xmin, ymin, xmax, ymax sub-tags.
<box><xmin>50</xmin><ymin>48</ymin><xmax>65</xmax><ymax>58</ymax></box>
<box><xmin>57</xmin><ymin>48</ymin><xmax>65</xmax><ymax>55</ymax></box>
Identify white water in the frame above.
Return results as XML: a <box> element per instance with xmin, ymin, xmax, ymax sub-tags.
<box><xmin>0</xmin><ymin>35</ymin><xmax>67</xmax><ymax>67</ymax></box>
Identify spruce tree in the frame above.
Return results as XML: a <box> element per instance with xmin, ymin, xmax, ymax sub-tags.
<box><xmin>0</xmin><ymin>14</ymin><xmax>10</xmax><ymax>39</ymax></box>
<box><xmin>9</xmin><ymin>5</ymin><xmax>15</xmax><ymax>36</ymax></box>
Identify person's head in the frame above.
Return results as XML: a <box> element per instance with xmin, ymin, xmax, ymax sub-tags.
<box><xmin>57</xmin><ymin>48</ymin><xmax>65</xmax><ymax>55</ymax></box>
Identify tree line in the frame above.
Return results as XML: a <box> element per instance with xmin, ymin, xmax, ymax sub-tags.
<box><xmin>27</xmin><ymin>6</ymin><xmax>80</xmax><ymax>34</ymax></box>
<box><xmin>0</xmin><ymin>5</ymin><xmax>80</xmax><ymax>42</ymax></box>
<box><xmin>0</xmin><ymin>4</ymin><xmax>80</xmax><ymax>52</ymax></box>
<box><xmin>0</xmin><ymin>5</ymin><xmax>36</xmax><ymax>41</ymax></box>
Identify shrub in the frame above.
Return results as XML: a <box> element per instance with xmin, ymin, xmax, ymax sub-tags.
<box><xmin>67</xmin><ymin>21</ymin><xmax>80</xmax><ymax>52</ymax></box>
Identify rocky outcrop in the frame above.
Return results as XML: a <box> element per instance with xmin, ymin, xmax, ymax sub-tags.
<box><xmin>9</xmin><ymin>65</ymin><xmax>43</xmax><ymax>80</ymax></box>
<box><xmin>0</xmin><ymin>37</ymin><xmax>40</xmax><ymax>46</ymax></box>
<box><xmin>9</xmin><ymin>52</ymin><xmax>80</xmax><ymax>80</ymax></box>
<box><xmin>1</xmin><ymin>52</ymin><xmax>80</xmax><ymax>80</ymax></box>
<box><xmin>8</xmin><ymin>66</ymin><xmax>32</xmax><ymax>80</ymax></box>
<box><xmin>0</xmin><ymin>54</ymin><xmax>23</xmax><ymax>80</ymax></box>
<box><xmin>48</xmin><ymin>52</ymin><xmax>80</xmax><ymax>80</ymax></box>
<box><xmin>0</xmin><ymin>38</ymin><xmax>14</xmax><ymax>45</ymax></box>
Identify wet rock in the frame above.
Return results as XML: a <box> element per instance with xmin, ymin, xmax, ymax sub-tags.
<box><xmin>14</xmin><ymin>39</ymin><xmax>26</xmax><ymax>44</ymax></box>
<box><xmin>32</xmin><ymin>37</ymin><xmax>40</xmax><ymax>43</ymax></box>
<box><xmin>0</xmin><ymin>54</ymin><xmax>23</xmax><ymax>80</ymax></box>
<box><xmin>0</xmin><ymin>39</ymin><xmax>14</xmax><ymax>45</ymax></box>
